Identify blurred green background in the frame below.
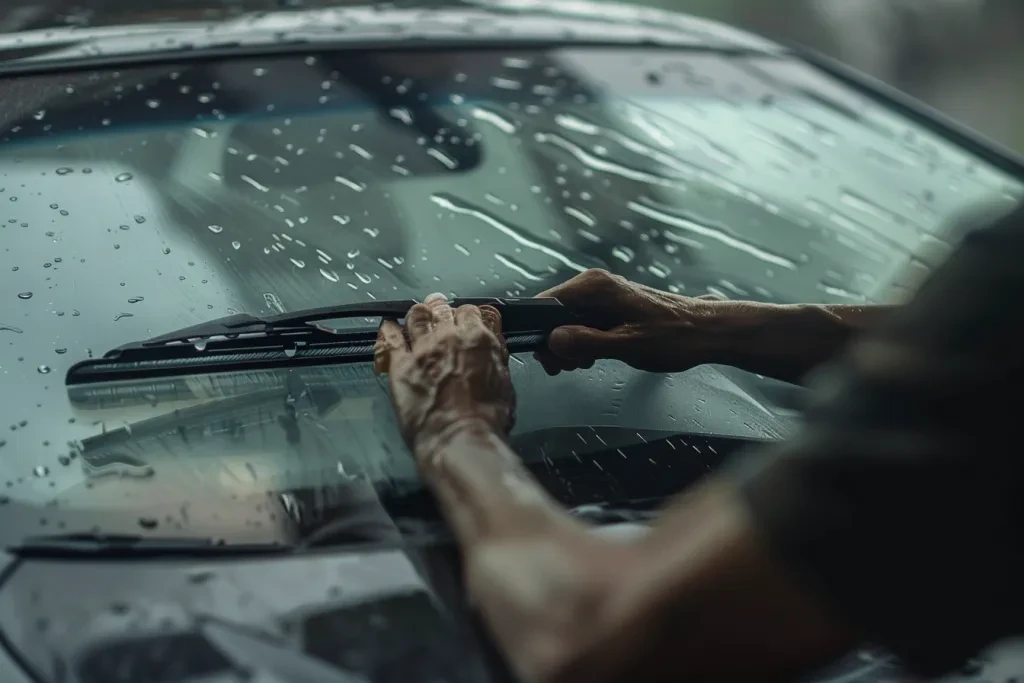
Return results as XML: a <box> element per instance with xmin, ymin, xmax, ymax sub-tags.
<box><xmin>610</xmin><ymin>0</ymin><xmax>1024</xmax><ymax>153</ymax></box>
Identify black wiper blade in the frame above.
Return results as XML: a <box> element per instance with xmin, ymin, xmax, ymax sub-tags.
<box><xmin>12</xmin><ymin>533</ymin><xmax>289</xmax><ymax>558</ymax></box>
<box><xmin>66</xmin><ymin>297</ymin><xmax>594</xmax><ymax>386</ymax></box>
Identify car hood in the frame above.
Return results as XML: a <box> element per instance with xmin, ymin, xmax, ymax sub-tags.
<box><xmin>0</xmin><ymin>0</ymin><xmax>781</xmax><ymax>74</ymax></box>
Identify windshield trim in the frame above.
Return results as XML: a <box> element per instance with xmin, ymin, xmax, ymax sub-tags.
<box><xmin>0</xmin><ymin>37</ymin><xmax>781</xmax><ymax>79</ymax></box>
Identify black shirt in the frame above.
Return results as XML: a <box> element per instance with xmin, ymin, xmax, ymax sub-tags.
<box><xmin>739</xmin><ymin>203</ymin><xmax>1024</xmax><ymax>676</ymax></box>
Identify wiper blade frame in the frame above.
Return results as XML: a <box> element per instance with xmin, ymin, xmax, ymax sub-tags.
<box><xmin>66</xmin><ymin>297</ymin><xmax>594</xmax><ymax>386</ymax></box>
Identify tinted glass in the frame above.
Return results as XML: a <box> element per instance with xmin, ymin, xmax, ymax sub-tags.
<box><xmin>1</xmin><ymin>47</ymin><xmax>1020</xmax><ymax>545</ymax></box>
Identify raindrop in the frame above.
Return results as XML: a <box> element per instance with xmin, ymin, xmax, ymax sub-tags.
<box><xmin>253</xmin><ymin>67</ymin><xmax>268</xmax><ymax>77</ymax></box>
<box><xmin>58</xmin><ymin>455</ymin><xmax>70</xmax><ymax>467</ymax></box>
<box><xmin>145</xmin><ymin>99</ymin><xmax>161</xmax><ymax>109</ymax></box>
<box><xmin>138</xmin><ymin>517</ymin><xmax>159</xmax><ymax>530</ymax></box>
<box><xmin>128</xmin><ymin>296</ymin><xmax>145</xmax><ymax>304</ymax></box>
<box><xmin>17</xmin><ymin>292</ymin><xmax>33</xmax><ymax>300</ymax></box>
<box><xmin>37</xmin><ymin>365</ymin><xmax>51</xmax><ymax>374</ymax></box>
<box><xmin>134</xmin><ymin>215</ymin><xmax>146</xmax><ymax>224</ymax></box>
<box><xmin>114</xmin><ymin>172</ymin><xmax>133</xmax><ymax>183</ymax></box>
<box><xmin>193</xmin><ymin>339</ymin><xmax>208</xmax><ymax>352</ymax></box>
<box><xmin>55</xmin><ymin>167</ymin><xmax>73</xmax><ymax>176</ymax></box>
<box><xmin>34</xmin><ymin>465</ymin><xmax>50</xmax><ymax>478</ymax></box>
<box><xmin>207</xmin><ymin>224</ymin><xmax>224</xmax><ymax>234</ymax></box>
<box><xmin>55</xmin><ymin>348</ymin><xmax>67</xmax><ymax>355</ymax></box>
<box><xmin>162</xmin><ymin>247</ymin><xmax>171</xmax><ymax>255</ymax></box>
<box><xmin>114</xmin><ymin>312</ymin><xmax>134</xmax><ymax>321</ymax></box>
<box><xmin>231</xmin><ymin>241</ymin><xmax>241</xmax><ymax>250</ymax></box>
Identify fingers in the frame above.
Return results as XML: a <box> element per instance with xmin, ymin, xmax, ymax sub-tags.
<box><xmin>454</xmin><ymin>303</ymin><xmax>485</xmax><ymax>330</ymax></box>
<box><xmin>374</xmin><ymin>319</ymin><xmax>408</xmax><ymax>374</ymax></box>
<box><xmin>478</xmin><ymin>305</ymin><xmax>502</xmax><ymax>336</ymax></box>
<box><xmin>425</xmin><ymin>292</ymin><xmax>455</xmax><ymax>328</ymax></box>
<box><xmin>547</xmin><ymin>325</ymin><xmax>624</xmax><ymax>364</ymax></box>
<box><xmin>406</xmin><ymin>303</ymin><xmax>433</xmax><ymax>341</ymax></box>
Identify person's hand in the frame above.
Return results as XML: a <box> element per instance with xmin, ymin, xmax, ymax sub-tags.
<box><xmin>374</xmin><ymin>293</ymin><xmax>515</xmax><ymax>460</ymax></box>
<box><xmin>535</xmin><ymin>269</ymin><xmax>730</xmax><ymax>375</ymax></box>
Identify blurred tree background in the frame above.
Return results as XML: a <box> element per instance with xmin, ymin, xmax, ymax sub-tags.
<box><xmin>620</xmin><ymin>0</ymin><xmax>1024</xmax><ymax>153</ymax></box>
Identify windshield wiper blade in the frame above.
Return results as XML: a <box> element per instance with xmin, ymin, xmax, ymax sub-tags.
<box><xmin>66</xmin><ymin>297</ymin><xmax>596</xmax><ymax>386</ymax></box>
<box><xmin>12</xmin><ymin>532</ymin><xmax>289</xmax><ymax>558</ymax></box>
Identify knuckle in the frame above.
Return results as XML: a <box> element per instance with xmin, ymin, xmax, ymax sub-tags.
<box><xmin>581</xmin><ymin>268</ymin><xmax>619</xmax><ymax>289</ymax></box>
<box><xmin>407</xmin><ymin>303</ymin><xmax>431</xmax><ymax>319</ymax></box>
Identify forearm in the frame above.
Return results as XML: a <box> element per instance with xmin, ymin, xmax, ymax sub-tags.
<box><xmin>556</xmin><ymin>481</ymin><xmax>859</xmax><ymax>683</ymax></box>
<box><xmin>412</xmin><ymin>420</ymin><xmax>578</xmax><ymax>547</ymax></box>
<box><xmin>703</xmin><ymin>302</ymin><xmax>897</xmax><ymax>383</ymax></box>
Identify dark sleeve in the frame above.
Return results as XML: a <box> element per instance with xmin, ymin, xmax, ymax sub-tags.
<box><xmin>736</xmin><ymin>203</ymin><xmax>1024</xmax><ymax>676</ymax></box>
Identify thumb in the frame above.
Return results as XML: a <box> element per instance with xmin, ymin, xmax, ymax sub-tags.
<box><xmin>547</xmin><ymin>325</ymin><xmax>625</xmax><ymax>362</ymax></box>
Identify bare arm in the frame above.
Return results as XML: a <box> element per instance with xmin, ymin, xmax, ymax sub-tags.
<box><xmin>377</xmin><ymin>293</ymin><xmax>857</xmax><ymax>683</ymax></box>
<box><xmin>704</xmin><ymin>302</ymin><xmax>898</xmax><ymax>383</ymax></box>
<box><xmin>535</xmin><ymin>269</ymin><xmax>897</xmax><ymax>384</ymax></box>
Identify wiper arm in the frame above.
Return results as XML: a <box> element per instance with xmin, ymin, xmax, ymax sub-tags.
<box><xmin>12</xmin><ymin>533</ymin><xmax>289</xmax><ymax>558</ymax></box>
<box><xmin>66</xmin><ymin>297</ymin><xmax>598</xmax><ymax>386</ymax></box>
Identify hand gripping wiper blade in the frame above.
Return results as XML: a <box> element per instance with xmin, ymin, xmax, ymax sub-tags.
<box><xmin>65</xmin><ymin>298</ymin><xmax>589</xmax><ymax>386</ymax></box>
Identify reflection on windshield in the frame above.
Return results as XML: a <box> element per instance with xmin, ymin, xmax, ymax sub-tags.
<box><xmin>0</xmin><ymin>46</ymin><xmax>1021</xmax><ymax>544</ymax></box>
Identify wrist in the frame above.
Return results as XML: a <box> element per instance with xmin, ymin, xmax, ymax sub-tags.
<box><xmin>695</xmin><ymin>302</ymin><xmax>851</xmax><ymax>382</ymax></box>
<box><xmin>411</xmin><ymin>417</ymin><xmax>503</xmax><ymax>465</ymax></box>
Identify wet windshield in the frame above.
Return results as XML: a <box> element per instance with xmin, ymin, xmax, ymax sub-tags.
<box><xmin>1</xmin><ymin>46</ymin><xmax>1021</xmax><ymax>547</ymax></box>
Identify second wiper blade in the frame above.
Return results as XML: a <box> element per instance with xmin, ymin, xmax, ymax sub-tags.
<box><xmin>66</xmin><ymin>298</ymin><xmax>592</xmax><ymax>385</ymax></box>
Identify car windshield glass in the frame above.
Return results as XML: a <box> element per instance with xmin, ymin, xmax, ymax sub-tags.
<box><xmin>1</xmin><ymin>46</ymin><xmax>1021</xmax><ymax>547</ymax></box>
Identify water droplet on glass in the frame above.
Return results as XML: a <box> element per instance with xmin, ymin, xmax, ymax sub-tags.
<box><xmin>162</xmin><ymin>247</ymin><xmax>171</xmax><ymax>255</ymax></box>
<box><xmin>114</xmin><ymin>312</ymin><xmax>134</xmax><ymax>321</ymax></box>
<box><xmin>207</xmin><ymin>224</ymin><xmax>223</xmax><ymax>234</ymax></box>
<box><xmin>37</xmin><ymin>365</ymin><xmax>51</xmax><ymax>374</ymax></box>
<box><xmin>55</xmin><ymin>167</ymin><xmax>73</xmax><ymax>176</ymax></box>
<box><xmin>134</xmin><ymin>215</ymin><xmax>146</xmax><ymax>224</ymax></box>
<box><xmin>231</xmin><ymin>240</ymin><xmax>241</xmax><ymax>250</ymax></box>
<box><xmin>146</xmin><ymin>99</ymin><xmax>161</xmax><ymax>109</ymax></box>
<box><xmin>128</xmin><ymin>296</ymin><xmax>144</xmax><ymax>304</ymax></box>
<box><xmin>114</xmin><ymin>172</ymin><xmax>133</xmax><ymax>183</ymax></box>
<box><xmin>193</xmin><ymin>339</ymin><xmax>208</xmax><ymax>352</ymax></box>
<box><xmin>34</xmin><ymin>465</ymin><xmax>49</xmax><ymax>478</ymax></box>
<box><xmin>55</xmin><ymin>348</ymin><xmax>67</xmax><ymax>355</ymax></box>
<box><xmin>17</xmin><ymin>292</ymin><xmax>33</xmax><ymax>300</ymax></box>
<box><xmin>138</xmin><ymin>517</ymin><xmax>159</xmax><ymax>529</ymax></box>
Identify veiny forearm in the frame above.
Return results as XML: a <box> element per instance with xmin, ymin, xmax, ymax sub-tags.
<box><xmin>412</xmin><ymin>420</ymin><xmax>578</xmax><ymax>547</ymax></box>
<box><xmin>703</xmin><ymin>302</ymin><xmax>898</xmax><ymax>384</ymax></box>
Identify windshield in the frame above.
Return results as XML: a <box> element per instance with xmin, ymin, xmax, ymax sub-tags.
<box><xmin>1</xmin><ymin>46</ymin><xmax>1021</xmax><ymax>547</ymax></box>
